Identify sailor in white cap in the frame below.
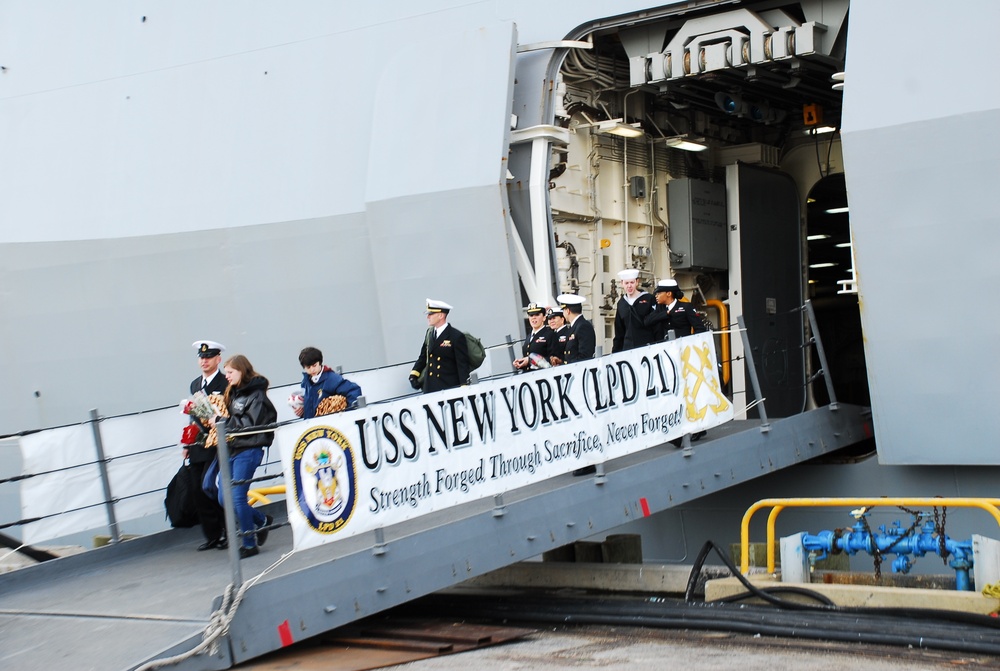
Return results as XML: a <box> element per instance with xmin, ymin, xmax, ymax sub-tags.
<box><xmin>612</xmin><ymin>268</ymin><xmax>655</xmax><ymax>353</ymax></box>
<box><xmin>513</xmin><ymin>302</ymin><xmax>555</xmax><ymax>371</ymax></box>
<box><xmin>186</xmin><ymin>339</ymin><xmax>228</xmax><ymax>550</ymax></box>
<box><xmin>409</xmin><ymin>299</ymin><xmax>471</xmax><ymax>393</ymax></box>
<box><xmin>557</xmin><ymin>293</ymin><xmax>596</xmax><ymax>363</ymax></box>
<box><xmin>646</xmin><ymin>281</ymin><xmax>709</xmax><ymax>445</ymax></box>
<box><xmin>644</xmin><ymin>279</ymin><xmax>708</xmax><ymax>341</ymax></box>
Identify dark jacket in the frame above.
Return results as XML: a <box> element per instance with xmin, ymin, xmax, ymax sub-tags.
<box><xmin>564</xmin><ymin>314</ymin><xmax>596</xmax><ymax>363</ymax></box>
<box><xmin>301</xmin><ymin>367</ymin><xmax>362</xmax><ymax>419</ymax></box>
<box><xmin>522</xmin><ymin>326</ymin><xmax>555</xmax><ymax>360</ymax></box>
<box><xmin>187</xmin><ymin>371</ymin><xmax>228</xmax><ymax>464</ymax></box>
<box><xmin>611</xmin><ymin>292</ymin><xmax>656</xmax><ymax>352</ymax></box>
<box><xmin>644</xmin><ymin>301</ymin><xmax>708</xmax><ymax>341</ymax></box>
<box><xmin>550</xmin><ymin>325</ymin><xmax>570</xmax><ymax>362</ymax></box>
<box><xmin>412</xmin><ymin>323</ymin><xmax>470</xmax><ymax>393</ymax></box>
<box><xmin>224</xmin><ymin>376</ymin><xmax>277</xmax><ymax>453</ymax></box>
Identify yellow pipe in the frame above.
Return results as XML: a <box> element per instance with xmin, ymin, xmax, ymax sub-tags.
<box><xmin>740</xmin><ymin>497</ymin><xmax>1000</xmax><ymax>574</ymax></box>
<box><xmin>704</xmin><ymin>299</ymin><xmax>730</xmax><ymax>386</ymax></box>
<box><xmin>248</xmin><ymin>485</ymin><xmax>286</xmax><ymax>506</ymax></box>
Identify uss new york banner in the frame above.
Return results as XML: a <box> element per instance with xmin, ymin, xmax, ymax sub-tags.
<box><xmin>277</xmin><ymin>332</ymin><xmax>732</xmax><ymax>551</ymax></box>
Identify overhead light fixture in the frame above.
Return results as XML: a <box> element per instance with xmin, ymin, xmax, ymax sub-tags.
<box><xmin>804</xmin><ymin>126</ymin><xmax>838</xmax><ymax>135</ymax></box>
<box><xmin>807</xmin><ymin>234</ymin><xmax>829</xmax><ymax>241</ymax></box>
<box><xmin>593</xmin><ymin>119</ymin><xmax>645</xmax><ymax>138</ymax></box>
<box><xmin>835</xmin><ymin>242</ymin><xmax>852</xmax><ymax>248</ymax></box>
<box><xmin>662</xmin><ymin>136</ymin><xmax>708</xmax><ymax>152</ymax></box>
<box><xmin>825</xmin><ymin>206</ymin><xmax>849</xmax><ymax>214</ymax></box>
<box><xmin>809</xmin><ymin>262</ymin><xmax>837</xmax><ymax>268</ymax></box>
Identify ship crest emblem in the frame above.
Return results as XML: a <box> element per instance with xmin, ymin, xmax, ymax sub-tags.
<box><xmin>291</xmin><ymin>426</ymin><xmax>357</xmax><ymax>535</ymax></box>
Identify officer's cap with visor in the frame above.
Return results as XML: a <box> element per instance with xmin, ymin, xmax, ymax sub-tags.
<box><xmin>653</xmin><ymin>279</ymin><xmax>683</xmax><ymax>298</ymax></box>
<box><xmin>192</xmin><ymin>340</ymin><xmax>226</xmax><ymax>358</ymax></box>
<box><xmin>425</xmin><ymin>299</ymin><xmax>453</xmax><ymax>314</ymax></box>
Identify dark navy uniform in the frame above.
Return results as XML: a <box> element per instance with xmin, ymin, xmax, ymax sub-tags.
<box><xmin>645</xmin><ymin>300</ymin><xmax>708</xmax><ymax>341</ymax></box>
<box><xmin>412</xmin><ymin>323</ymin><xmax>471</xmax><ymax>393</ymax></box>
<box><xmin>564</xmin><ymin>315</ymin><xmax>596</xmax><ymax>363</ymax></box>
<box><xmin>523</xmin><ymin>326</ymin><xmax>555</xmax><ymax>361</ymax></box>
<box><xmin>549</xmin><ymin>324</ymin><xmax>570</xmax><ymax>363</ymax></box>
<box><xmin>611</xmin><ymin>291</ymin><xmax>656</xmax><ymax>352</ymax></box>
<box><xmin>556</xmin><ymin>294</ymin><xmax>596</xmax><ymax>363</ymax></box>
<box><xmin>187</xmin><ymin>341</ymin><xmax>228</xmax><ymax>548</ymax></box>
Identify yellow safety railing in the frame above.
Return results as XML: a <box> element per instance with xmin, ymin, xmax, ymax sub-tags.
<box><xmin>248</xmin><ymin>485</ymin><xmax>286</xmax><ymax>506</ymax></box>
<box><xmin>704</xmin><ymin>299</ymin><xmax>730</xmax><ymax>386</ymax></box>
<box><xmin>740</xmin><ymin>497</ymin><xmax>1000</xmax><ymax>574</ymax></box>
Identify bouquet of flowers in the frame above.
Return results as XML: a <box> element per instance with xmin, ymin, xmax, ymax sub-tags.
<box><xmin>179</xmin><ymin>423</ymin><xmax>201</xmax><ymax>446</ymax></box>
<box><xmin>528</xmin><ymin>353</ymin><xmax>552</xmax><ymax>370</ymax></box>
<box><xmin>287</xmin><ymin>390</ymin><xmax>305</xmax><ymax>409</ymax></box>
<box><xmin>180</xmin><ymin>391</ymin><xmax>228</xmax><ymax>448</ymax></box>
<box><xmin>180</xmin><ymin>390</ymin><xmax>218</xmax><ymax>421</ymax></box>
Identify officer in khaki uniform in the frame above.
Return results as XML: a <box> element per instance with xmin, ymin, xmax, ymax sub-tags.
<box><xmin>409</xmin><ymin>299</ymin><xmax>471</xmax><ymax>394</ymax></box>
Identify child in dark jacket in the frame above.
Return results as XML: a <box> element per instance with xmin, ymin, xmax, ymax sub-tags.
<box><xmin>295</xmin><ymin>346</ymin><xmax>362</xmax><ymax>419</ymax></box>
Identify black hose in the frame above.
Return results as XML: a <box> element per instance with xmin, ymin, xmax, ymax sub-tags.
<box><xmin>408</xmin><ymin>590</ymin><xmax>1000</xmax><ymax>656</ymax></box>
<box><xmin>684</xmin><ymin>540</ymin><xmax>1000</xmax><ymax>628</ymax></box>
<box><xmin>683</xmin><ymin>539</ymin><xmax>836</xmax><ymax>608</ymax></box>
<box><xmin>399</xmin><ymin>538</ymin><xmax>1000</xmax><ymax>658</ymax></box>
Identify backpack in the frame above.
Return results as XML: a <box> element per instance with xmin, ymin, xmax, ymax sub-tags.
<box><xmin>463</xmin><ymin>332</ymin><xmax>486</xmax><ymax>370</ymax></box>
<box><xmin>164</xmin><ymin>463</ymin><xmax>199</xmax><ymax>528</ymax></box>
<box><xmin>423</xmin><ymin>328</ymin><xmax>487</xmax><ymax>372</ymax></box>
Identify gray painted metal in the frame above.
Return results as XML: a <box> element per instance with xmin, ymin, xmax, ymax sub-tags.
<box><xmin>0</xmin><ymin>403</ymin><xmax>868</xmax><ymax>669</ymax></box>
<box><xmin>842</xmin><ymin>0</ymin><xmax>1000</xmax><ymax>463</ymax></box>
<box><xmin>0</xmin><ymin>5</ymin><xmax>522</xmax><ymax>436</ymax></box>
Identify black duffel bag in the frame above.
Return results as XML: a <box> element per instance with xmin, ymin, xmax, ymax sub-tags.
<box><xmin>164</xmin><ymin>463</ymin><xmax>199</xmax><ymax>528</ymax></box>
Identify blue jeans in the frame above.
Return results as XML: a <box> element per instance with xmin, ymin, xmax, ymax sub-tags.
<box><xmin>218</xmin><ymin>448</ymin><xmax>266</xmax><ymax>548</ymax></box>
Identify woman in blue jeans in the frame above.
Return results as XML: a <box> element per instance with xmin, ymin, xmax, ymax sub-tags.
<box><xmin>216</xmin><ymin>354</ymin><xmax>277</xmax><ymax>559</ymax></box>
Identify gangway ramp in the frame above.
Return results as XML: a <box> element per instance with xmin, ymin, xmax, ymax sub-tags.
<box><xmin>0</xmin><ymin>403</ymin><xmax>869</xmax><ymax>670</ymax></box>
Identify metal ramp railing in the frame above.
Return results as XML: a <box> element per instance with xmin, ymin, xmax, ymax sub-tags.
<box><xmin>0</xmin><ymin>400</ymin><xmax>870</xmax><ymax>670</ymax></box>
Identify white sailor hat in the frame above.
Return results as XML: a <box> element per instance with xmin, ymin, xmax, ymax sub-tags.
<box><xmin>557</xmin><ymin>293</ymin><xmax>586</xmax><ymax>308</ymax></box>
<box><xmin>192</xmin><ymin>340</ymin><xmax>225</xmax><ymax>358</ymax></box>
<box><xmin>524</xmin><ymin>302</ymin><xmax>546</xmax><ymax>316</ymax></box>
<box><xmin>653</xmin><ymin>279</ymin><xmax>680</xmax><ymax>294</ymax></box>
<box><xmin>425</xmin><ymin>298</ymin><xmax>453</xmax><ymax>314</ymax></box>
<box><xmin>617</xmin><ymin>268</ymin><xmax>640</xmax><ymax>281</ymax></box>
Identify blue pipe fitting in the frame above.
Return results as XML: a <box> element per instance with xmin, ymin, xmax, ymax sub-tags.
<box><xmin>799</xmin><ymin>514</ymin><xmax>976</xmax><ymax>590</ymax></box>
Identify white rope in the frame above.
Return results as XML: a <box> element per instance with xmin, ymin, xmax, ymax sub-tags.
<box><xmin>134</xmin><ymin>549</ymin><xmax>295</xmax><ymax>670</ymax></box>
<box><xmin>0</xmin><ymin>542</ymin><xmax>28</xmax><ymax>564</ymax></box>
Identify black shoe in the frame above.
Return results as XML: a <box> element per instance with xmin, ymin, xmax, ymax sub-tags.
<box><xmin>216</xmin><ymin>538</ymin><xmax>228</xmax><ymax>550</ymax></box>
<box><xmin>239</xmin><ymin>546</ymin><xmax>259</xmax><ymax>559</ymax></box>
<box><xmin>197</xmin><ymin>539</ymin><xmax>220</xmax><ymax>551</ymax></box>
<box><xmin>572</xmin><ymin>465</ymin><xmax>597</xmax><ymax>476</ymax></box>
<box><xmin>256</xmin><ymin>515</ymin><xmax>274</xmax><ymax>547</ymax></box>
